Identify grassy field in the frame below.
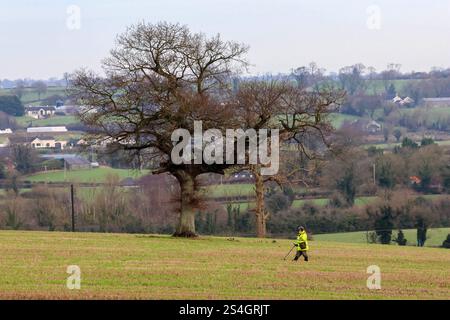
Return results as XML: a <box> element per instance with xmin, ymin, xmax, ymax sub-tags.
<box><xmin>0</xmin><ymin>86</ymin><xmax>67</xmax><ymax>104</ymax></box>
<box><xmin>291</xmin><ymin>196</ymin><xmax>377</xmax><ymax>208</ymax></box>
<box><xmin>364</xmin><ymin>139</ymin><xmax>450</xmax><ymax>150</ymax></box>
<box><xmin>328</xmin><ymin>113</ymin><xmax>360</xmax><ymax>129</ymax></box>
<box><xmin>314</xmin><ymin>228</ymin><xmax>450</xmax><ymax>248</ymax></box>
<box><xmin>398</xmin><ymin>106</ymin><xmax>450</xmax><ymax>119</ymax></box>
<box><xmin>15</xmin><ymin>115</ymin><xmax>79</xmax><ymax>127</ymax></box>
<box><xmin>224</xmin><ymin>194</ymin><xmax>447</xmax><ymax>216</ymax></box>
<box><xmin>23</xmin><ymin>167</ymin><xmax>150</xmax><ymax>183</ymax></box>
<box><xmin>0</xmin><ymin>230</ymin><xmax>448</xmax><ymax>299</ymax></box>
<box><xmin>314</xmin><ymin>228</ymin><xmax>450</xmax><ymax>247</ymax></box>
<box><xmin>204</xmin><ymin>184</ymin><xmax>256</xmax><ymax>198</ymax></box>
<box><xmin>365</xmin><ymin>79</ymin><xmax>417</xmax><ymax>95</ymax></box>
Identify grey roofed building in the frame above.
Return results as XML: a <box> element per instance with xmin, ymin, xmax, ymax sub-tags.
<box><xmin>64</xmin><ymin>156</ymin><xmax>91</xmax><ymax>170</ymax></box>
<box><xmin>27</xmin><ymin>126</ymin><xmax>68</xmax><ymax>133</ymax></box>
<box><xmin>422</xmin><ymin>97</ymin><xmax>450</xmax><ymax>107</ymax></box>
<box><xmin>25</xmin><ymin>106</ymin><xmax>56</xmax><ymax>112</ymax></box>
<box><xmin>422</xmin><ymin>97</ymin><xmax>450</xmax><ymax>102</ymax></box>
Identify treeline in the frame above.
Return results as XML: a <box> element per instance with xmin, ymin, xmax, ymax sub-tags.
<box><xmin>1</xmin><ymin>175</ymin><xmax>449</xmax><ymax>247</ymax></box>
<box><xmin>0</xmin><ymin>175</ymin><xmax>178</xmax><ymax>234</ymax></box>
<box><xmin>320</xmin><ymin>136</ymin><xmax>450</xmax><ymax>207</ymax></box>
<box><xmin>191</xmin><ymin>189</ymin><xmax>450</xmax><ymax>248</ymax></box>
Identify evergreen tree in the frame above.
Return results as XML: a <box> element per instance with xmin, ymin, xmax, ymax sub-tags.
<box><xmin>372</xmin><ymin>206</ymin><xmax>394</xmax><ymax>244</ymax></box>
<box><xmin>442</xmin><ymin>234</ymin><xmax>450</xmax><ymax>249</ymax></box>
<box><xmin>386</xmin><ymin>83</ymin><xmax>396</xmax><ymax>99</ymax></box>
<box><xmin>393</xmin><ymin>230</ymin><xmax>407</xmax><ymax>246</ymax></box>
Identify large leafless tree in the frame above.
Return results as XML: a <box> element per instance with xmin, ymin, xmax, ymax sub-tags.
<box><xmin>71</xmin><ymin>21</ymin><xmax>248</xmax><ymax>237</ymax></box>
<box><xmin>233</xmin><ymin>79</ymin><xmax>344</xmax><ymax>237</ymax></box>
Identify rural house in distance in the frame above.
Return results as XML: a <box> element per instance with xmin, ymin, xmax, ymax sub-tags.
<box><xmin>25</xmin><ymin>106</ymin><xmax>56</xmax><ymax>119</ymax></box>
<box><xmin>6</xmin><ymin>135</ymin><xmax>68</xmax><ymax>150</ymax></box>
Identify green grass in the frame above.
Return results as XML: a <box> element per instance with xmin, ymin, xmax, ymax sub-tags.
<box><xmin>203</xmin><ymin>184</ymin><xmax>256</xmax><ymax>198</ymax></box>
<box><xmin>363</xmin><ymin>139</ymin><xmax>450</xmax><ymax>150</ymax></box>
<box><xmin>15</xmin><ymin>115</ymin><xmax>79</xmax><ymax>127</ymax></box>
<box><xmin>228</xmin><ymin>194</ymin><xmax>445</xmax><ymax>213</ymax></box>
<box><xmin>291</xmin><ymin>196</ymin><xmax>377</xmax><ymax>208</ymax></box>
<box><xmin>292</xmin><ymin>198</ymin><xmax>330</xmax><ymax>208</ymax></box>
<box><xmin>0</xmin><ymin>86</ymin><xmax>67</xmax><ymax>104</ymax></box>
<box><xmin>397</xmin><ymin>106</ymin><xmax>450</xmax><ymax>122</ymax></box>
<box><xmin>23</xmin><ymin>167</ymin><xmax>150</xmax><ymax>183</ymax></box>
<box><xmin>0</xmin><ymin>230</ymin><xmax>448</xmax><ymax>299</ymax></box>
<box><xmin>225</xmin><ymin>196</ymin><xmax>378</xmax><ymax>213</ymax></box>
<box><xmin>313</xmin><ymin>228</ymin><xmax>450</xmax><ymax>248</ymax></box>
<box><xmin>365</xmin><ymin>79</ymin><xmax>417</xmax><ymax>95</ymax></box>
<box><xmin>328</xmin><ymin>113</ymin><xmax>360</xmax><ymax>129</ymax></box>
<box><xmin>436</xmin><ymin>140</ymin><xmax>450</xmax><ymax>147</ymax></box>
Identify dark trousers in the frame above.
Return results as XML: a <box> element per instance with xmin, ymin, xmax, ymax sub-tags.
<box><xmin>293</xmin><ymin>250</ymin><xmax>308</xmax><ymax>261</ymax></box>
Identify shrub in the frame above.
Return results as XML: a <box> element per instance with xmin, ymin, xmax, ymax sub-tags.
<box><xmin>442</xmin><ymin>234</ymin><xmax>450</xmax><ymax>249</ymax></box>
<box><xmin>393</xmin><ymin>229</ymin><xmax>407</xmax><ymax>246</ymax></box>
<box><xmin>0</xmin><ymin>95</ymin><xmax>24</xmax><ymax>116</ymax></box>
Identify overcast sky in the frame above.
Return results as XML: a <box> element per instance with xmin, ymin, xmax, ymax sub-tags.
<box><xmin>1</xmin><ymin>0</ymin><xmax>449</xmax><ymax>79</ymax></box>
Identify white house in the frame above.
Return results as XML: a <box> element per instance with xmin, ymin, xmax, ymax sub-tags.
<box><xmin>30</xmin><ymin>136</ymin><xmax>68</xmax><ymax>150</ymax></box>
<box><xmin>392</xmin><ymin>95</ymin><xmax>414</xmax><ymax>106</ymax></box>
<box><xmin>392</xmin><ymin>95</ymin><xmax>403</xmax><ymax>104</ymax></box>
<box><xmin>0</xmin><ymin>128</ymin><xmax>12</xmax><ymax>134</ymax></box>
<box><xmin>25</xmin><ymin>106</ymin><xmax>56</xmax><ymax>119</ymax></box>
<box><xmin>27</xmin><ymin>126</ymin><xmax>68</xmax><ymax>134</ymax></box>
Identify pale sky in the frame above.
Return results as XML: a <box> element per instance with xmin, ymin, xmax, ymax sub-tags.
<box><xmin>1</xmin><ymin>0</ymin><xmax>449</xmax><ymax>79</ymax></box>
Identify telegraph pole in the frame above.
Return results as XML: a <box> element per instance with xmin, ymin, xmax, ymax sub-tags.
<box><xmin>70</xmin><ymin>184</ymin><xmax>75</xmax><ymax>232</ymax></box>
<box><xmin>373</xmin><ymin>163</ymin><xmax>376</xmax><ymax>185</ymax></box>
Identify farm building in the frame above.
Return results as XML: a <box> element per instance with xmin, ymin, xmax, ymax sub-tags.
<box><xmin>25</xmin><ymin>106</ymin><xmax>56</xmax><ymax>119</ymax></box>
<box><xmin>392</xmin><ymin>95</ymin><xmax>415</xmax><ymax>106</ymax></box>
<box><xmin>64</xmin><ymin>157</ymin><xmax>91</xmax><ymax>170</ymax></box>
<box><xmin>6</xmin><ymin>135</ymin><xmax>67</xmax><ymax>150</ymax></box>
<box><xmin>30</xmin><ymin>136</ymin><xmax>68</xmax><ymax>150</ymax></box>
<box><xmin>27</xmin><ymin>126</ymin><xmax>68</xmax><ymax>134</ymax></box>
<box><xmin>422</xmin><ymin>97</ymin><xmax>450</xmax><ymax>108</ymax></box>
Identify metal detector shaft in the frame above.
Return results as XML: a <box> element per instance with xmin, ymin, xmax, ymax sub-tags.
<box><xmin>283</xmin><ymin>245</ymin><xmax>295</xmax><ymax>260</ymax></box>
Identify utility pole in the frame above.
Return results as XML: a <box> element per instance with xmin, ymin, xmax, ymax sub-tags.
<box><xmin>64</xmin><ymin>159</ymin><xmax>67</xmax><ymax>181</ymax></box>
<box><xmin>70</xmin><ymin>184</ymin><xmax>75</xmax><ymax>232</ymax></box>
<box><xmin>373</xmin><ymin>163</ymin><xmax>376</xmax><ymax>185</ymax></box>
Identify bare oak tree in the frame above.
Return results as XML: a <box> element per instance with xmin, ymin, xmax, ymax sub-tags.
<box><xmin>71</xmin><ymin>21</ymin><xmax>248</xmax><ymax>237</ymax></box>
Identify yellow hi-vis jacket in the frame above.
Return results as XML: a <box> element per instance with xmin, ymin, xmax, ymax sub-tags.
<box><xmin>295</xmin><ymin>231</ymin><xmax>309</xmax><ymax>251</ymax></box>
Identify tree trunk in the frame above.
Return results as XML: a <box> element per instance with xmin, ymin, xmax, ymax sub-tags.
<box><xmin>254</xmin><ymin>167</ymin><xmax>268</xmax><ymax>238</ymax></box>
<box><xmin>173</xmin><ymin>170</ymin><xmax>198</xmax><ymax>237</ymax></box>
